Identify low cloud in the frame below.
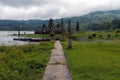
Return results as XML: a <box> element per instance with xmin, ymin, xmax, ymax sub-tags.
<box><xmin>0</xmin><ymin>0</ymin><xmax>120</xmax><ymax>20</ymax></box>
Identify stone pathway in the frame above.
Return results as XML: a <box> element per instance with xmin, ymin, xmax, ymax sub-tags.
<box><xmin>42</xmin><ymin>41</ymin><xmax>72</xmax><ymax>80</ymax></box>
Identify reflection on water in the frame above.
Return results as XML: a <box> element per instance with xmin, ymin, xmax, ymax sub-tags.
<box><xmin>0</xmin><ymin>31</ymin><xmax>34</xmax><ymax>46</ymax></box>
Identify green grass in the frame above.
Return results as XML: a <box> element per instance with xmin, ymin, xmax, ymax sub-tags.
<box><xmin>62</xmin><ymin>40</ymin><xmax>120</xmax><ymax>80</ymax></box>
<box><xmin>21</xmin><ymin>34</ymin><xmax>50</xmax><ymax>38</ymax></box>
<box><xmin>19</xmin><ymin>30</ymin><xmax>120</xmax><ymax>42</ymax></box>
<box><xmin>10</xmin><ymin>30</ymin><xmax>120</xmax><ymax>80</ymax></box>
<box><xmin>21</xmin><ymin>34</ymin><xmax>65</xmax><ymax>40</ymax></box>
<box><xmin>73</xmin><ymin>30</ymin><xmax>120</xmax><ymax>41</ymax></box>
<box><xmin>0</xmin><ymin>42</ymin><xmax>54</xmax><ymax>80</ymax></box>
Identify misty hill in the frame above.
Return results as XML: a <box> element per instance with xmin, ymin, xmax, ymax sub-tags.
<box><xmin>70</xmin><ymin>10</ymin><xmax>120</xmax><ymax>24</ymax></box>
<box><xmin>0</xmin><ymin>10</ymin><xmax>120</xmax><ymax>31</ymax></box>
<box><xmin>0</xmin><ymin>20</ymin><xmax>48</xmax><ymax>31</ymax></box>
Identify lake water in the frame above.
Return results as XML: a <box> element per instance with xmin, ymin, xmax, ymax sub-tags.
<box><xmin>0</xmin><ymin>31</ymin><xmax>34</xmax><ymax>46</ymax></box>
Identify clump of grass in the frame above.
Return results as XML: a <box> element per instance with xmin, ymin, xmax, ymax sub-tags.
<box><xmin>0</xmin><ymin>42</ymin><xmax>54</xmax><ymax>80</ymax></box>
<box><xmin>98</xmin><ymin>34</ymin><xmax>104</xmax><ymax>39</ymax></box>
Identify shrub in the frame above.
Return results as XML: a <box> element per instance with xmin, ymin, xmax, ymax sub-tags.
<box><xmin>92</xmin><ymin>33</ymin><xmax>97</xmax><ymax>38</ymax></box>
<box><xmin>88</xmin><ymin>35</ymin><xmax>93</xmax><ymax>39</ymax></box>
<box><xmin>115</xmin><ymin>30</ymin><xmax>120</xmax><ymax>37</ymax></box>
<box><xmin>107</xmin><ymin>34</ymin><xmax>111</xmax><ymax>38</ymax></box>
<box><xmin>116</xmin><ymin>30</ymin><xmax>120</xmax><ymax>33</ymax></box>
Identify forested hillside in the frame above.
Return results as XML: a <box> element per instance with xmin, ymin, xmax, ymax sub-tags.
<box><xmin>0</xmin><ymin>20</ymin><xmax>48</xmax><ymax>31</ymax></box>
<box><xmin>67</xmin><ymin>10</ymin><xmax>120</xmax><ymax>30</ymax></box>
<box><xmin>0</xmin><ymin>10</ymin><xmax>120</xmax><ymax>31</ymax></box>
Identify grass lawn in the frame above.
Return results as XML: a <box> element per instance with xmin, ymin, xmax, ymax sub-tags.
<box><xmin>62</xmin><ymin>40</ymin><xmax>120</xmax><ymax>80</ymax></box>
<box><xmin>0</xmin><ymin>42</ymin><xmax>54</xmax><ymax>80</ymax></box>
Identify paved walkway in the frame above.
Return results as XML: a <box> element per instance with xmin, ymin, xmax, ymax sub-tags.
<box><xmin>42</xmin><ymin>41</ymin><xmax>72</xmax><ymax>80</ymax></box>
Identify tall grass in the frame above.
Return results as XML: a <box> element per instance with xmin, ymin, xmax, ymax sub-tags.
<box><xmin>0</xmin><ymin>42</ymin><xmax>54</xmax><ymax>80</ymax></box>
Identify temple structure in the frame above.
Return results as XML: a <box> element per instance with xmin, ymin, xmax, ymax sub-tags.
<box><xmin>34</xmin><ymin>18</ymin><xmax>64</xmax><ymax>34</ymax></box>
<box><xmin>34</xmin><ymin>18</ymin><xmax>81</xmax><ymax>34</ymax></box>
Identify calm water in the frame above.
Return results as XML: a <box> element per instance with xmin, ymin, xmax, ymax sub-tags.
<box><xmin>0</xmin><ymin>31</ymin><xmax>34</xmax><ymax>46</ymax></box>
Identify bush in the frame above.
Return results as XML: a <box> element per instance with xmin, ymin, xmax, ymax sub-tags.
<box><xmin>88</xmin><ymin>35</ymin><xmax>93</xmax><ymax>39</ymax></box>
<box><xmin>116</xmin><ymin>30</ymin><xmax>120</xmax><ymax>33</ymax></box>
<box><xmin>92</xmin><ymin>33</ymin><xmax>97</xmax><ymax>38</ymax></box>
<box><xmin>107</xmin><ymin>34</ymin><xmax>111</xmax><ymax>38</ymax></box>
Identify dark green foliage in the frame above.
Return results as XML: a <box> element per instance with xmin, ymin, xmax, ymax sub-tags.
<box><xmin>0</xmin><ymin>20</ymin><xmax>47</xmax><ymax>31</ymax></box>
<box><xmin>92</xmin><ymin>33</ymin><xmax>97</xmax><ymax>38</ymax></box>
<box><xmin>88</xmin><ymin>22</ymin><xmax>111</xmax><ymax>31</ymax></box>
<box><xmin>107</xmin><ymin>34</ymin><xmax>111</xmax><ymax>38</ymax></box>
<box><xmin>112</xmin><ymin>19</ymin><xmax>120</xmax><ymax>29</ymax></box>
<box><xmin>116</xmin><ymin>30</ymin><xmax>120</xmax><ymax>33</ymax></box>
<box><xmin>115</xmin><ymin>30</ymin><xmax>120</xmax><ymax>38</ymax></box>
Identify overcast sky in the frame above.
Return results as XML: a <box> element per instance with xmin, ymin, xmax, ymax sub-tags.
<box><xmin>0</xmin><ymin>0</ymin><xmax>120</xmax><ymax>20</ymax></box>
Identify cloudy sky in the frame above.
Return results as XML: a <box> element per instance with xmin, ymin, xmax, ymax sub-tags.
<box><xmin>0</xmin><ymin>0</ymin><xmax>120</xmax><ymax>20</ymax></box>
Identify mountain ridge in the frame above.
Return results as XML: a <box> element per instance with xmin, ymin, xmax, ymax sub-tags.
<box><xmin>0</xmin><ymin>10</ymin><xmax>120</xmax><ymax>31</ymax></box>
